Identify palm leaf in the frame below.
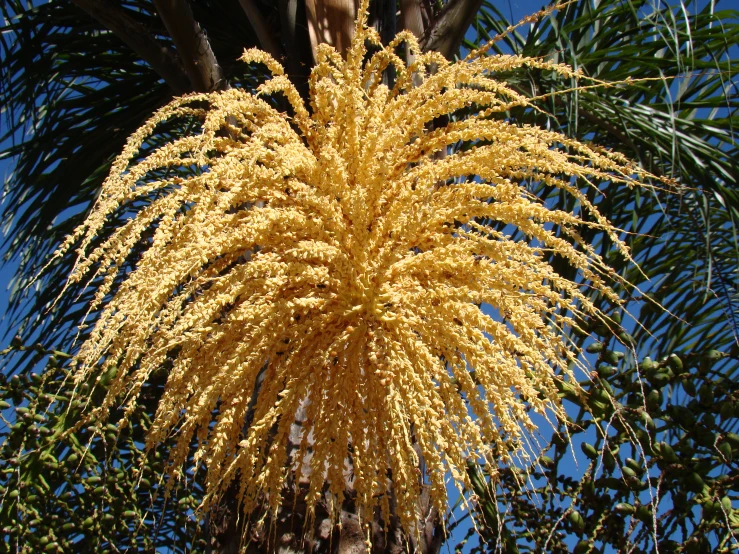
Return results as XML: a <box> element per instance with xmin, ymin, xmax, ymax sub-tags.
<box><xmin>467</xmin><ymin>0</ymin><xmax>739</xmax><ymax>358</ymax></box>
<box><xmin>0</xmin><ymin>0</ymin><xmax>266</xmax><ymax>348</ymax></box>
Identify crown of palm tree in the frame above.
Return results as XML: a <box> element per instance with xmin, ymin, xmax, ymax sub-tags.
<box><xmin>52</xmin><ymin>0</ymin><xmax>650</xmax><ymax>543</ymax></box>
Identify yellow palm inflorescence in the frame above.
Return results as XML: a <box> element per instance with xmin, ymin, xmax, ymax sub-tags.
<box><xmin>55</xmin><ymin>2</ymin><xmax>647</xmax><ymax>545</ymax></box>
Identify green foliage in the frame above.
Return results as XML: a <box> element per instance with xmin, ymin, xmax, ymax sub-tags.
<box><xmin>0</xmin><ymin>345</ymin><xmax>205</xmax><ymax>553</ymax></box>
<box><xmin>467</xmin><ymin>0</ymin><xmax>739</xmax><ymax>358</ymax></box>
<box><xmin>456</xmin><ymin>5</ymin><xmax>739</xmax><ymax>547</ymax></box>
<box><xmin>460</xmin><ymin>325</ymin><xmax>739</xmax><ymax>553</ymax></box>
<box><xmin>0</xmin><ymin>0</ymin><xmax>268</xmax><ymax>348</ymax></box>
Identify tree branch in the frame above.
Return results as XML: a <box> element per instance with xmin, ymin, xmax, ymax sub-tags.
<box><xmin>71</xmin><ymin>0</ymin><xmax>191</xmax><ymax>95</ymax></box>
<box><xmin>422</xmin><ymin>0</ymin><xmax>483</xmax><ymax>59</ymax></box>
<box><xmin>401</xmin><ymin>0</ymin><xmax>425</xmax><ymax>38</ymax></box>
<box><xmin>279</xmin><ymin>0</ymin><xmax>313</xmax><ymax>101</ymax></box>
<box><xmin>237</xmin><ymin>0</ymin><xmax>283</xmax><ymax>61</ymax></box>
<box><xmin>152</xmin><ymin>0</ymin><xmax>226</xmax><ymax>92</ymax></box>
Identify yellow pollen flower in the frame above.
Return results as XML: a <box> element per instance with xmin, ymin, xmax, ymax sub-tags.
<box><xmin>52</xmin><ymin>0</ymin><xmax>650</xmax><ymax>546</ymax></box>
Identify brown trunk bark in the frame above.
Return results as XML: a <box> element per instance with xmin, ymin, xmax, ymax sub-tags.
<box><xmin>152</xmin><ymin>0</ymin><xmax>226</xmax><ymax>92</ymax></box>
<box><xmin>421</xmin><ymin>0</ymin><xmax>484</xmax><ymax>58</ymax></box>
<box><xmin>208</xmin><ymin>485</ymin><xmax>444</xmax><ymax>553</ymax></box>
<box><xmin>305</xmin><ymin>0</ymin><xmax>359</xmax><ymax>60</ymax></box>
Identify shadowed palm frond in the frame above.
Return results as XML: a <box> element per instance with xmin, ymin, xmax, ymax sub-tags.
<box><xmin>0</xmin><ymin>0</ymin><xmax>266</xmax><ymax>349</ymax></box>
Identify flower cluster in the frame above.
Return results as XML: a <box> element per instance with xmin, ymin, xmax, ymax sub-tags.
<box><xmin>55</xmin><ymin>2</ymin><xmax>645</xmax><ymax>544</ymax></box>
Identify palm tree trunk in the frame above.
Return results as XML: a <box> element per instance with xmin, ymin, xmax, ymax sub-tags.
<box><xmin>207</xmin><ymin>484</ymin><xmax>445</xmax><ymax>553</ymax></box>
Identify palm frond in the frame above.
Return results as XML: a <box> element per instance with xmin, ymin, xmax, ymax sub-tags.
<box><xmin>468</xmin><ymin>0</ymin><xmax>739</xmax><ymax>357</ymax></box>
<box><xmin>0</xmin><ymin>0</ymin><xmax>265</xmax><ymax>345</ymax></box>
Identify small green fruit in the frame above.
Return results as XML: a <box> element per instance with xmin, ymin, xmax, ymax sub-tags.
<box><xmin>615</xmin><ymin>502</ymin><xmax>635</xmax><ymax>514</ymax></box>
<box><xmin>586</xmin><ymin>342</ymin><xmax>604</xmax><ymax>354</ymax></box>
<box><xmin>667</xmin><ymin>353</ymin><xmax>684</xmax><ymax>373</ymax></box>
<box><xmin>581</xmin><ymin>443</ymin><xmax>598</xmax><ymax>460</ymax></box>
<box><xmin>622</xmin><ymin>466</ymin><xmax>636</xmax><ymax>478</ymax></box>
<box><xmin>635</xmin><ymin>505</ymin><xmax>651</xmax><ymax>522</ymax></box>
<box><xmin>717</xmin><ymin>441</ymin><xmax>733</xmax><ymax>462</ymax></box>
<box><xmin>686</xmin><ymin>472</ymin><xmax>704</xmax><ymax>493</ymax></box>
<box><xmin>721</xmin><ymin>496</ymin><xmax>732</xmax><ymax>512</ymax></box>
<box><xmin>568</xmin><ymin>510</ymin><xmax>585</xmax><ymax>529</ymax></box>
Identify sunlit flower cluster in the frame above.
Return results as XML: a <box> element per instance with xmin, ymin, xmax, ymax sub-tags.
<box><xmin>54</xmin><ymin>2</ymin><xmax>645</xmax><ymax>544</ymax></box>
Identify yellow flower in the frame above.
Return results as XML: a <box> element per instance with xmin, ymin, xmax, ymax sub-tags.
<box><xmin>54</xmin><ymin>0</ymin><xmax>647</xmax><ymax>545</ymax></box>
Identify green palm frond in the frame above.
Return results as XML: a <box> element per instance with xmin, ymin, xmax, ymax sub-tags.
<box><xmin>468</xmin><ymin>0</ymin><xmax>739</xmax><ymax>357</ymax></box>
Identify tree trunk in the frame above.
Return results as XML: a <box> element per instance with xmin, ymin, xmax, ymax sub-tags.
<box><xmin>208</xmin><ymin>484</ymin><xmax>445</xmax><ymax>553</ymax></box>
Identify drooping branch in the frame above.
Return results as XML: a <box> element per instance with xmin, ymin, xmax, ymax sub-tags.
<box><xmin>422</xmin><ymin>0</ymin><xmax>484</xmax><ymax>58</ymax></box>
<box><xmin>152</xmin><ymin>0</ymin><xmax>226</xmax><ymax>92</ymax></box>
<box><xmin>71</xmin><ymin>0</ymin><xmax>191</xmax><ymax>95</ymax></box>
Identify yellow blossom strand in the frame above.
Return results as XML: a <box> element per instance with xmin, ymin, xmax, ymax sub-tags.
<box><xmin>52</xmin><ymin>0</ymin><xmax>658</xmax><ymax>546</ymax></box>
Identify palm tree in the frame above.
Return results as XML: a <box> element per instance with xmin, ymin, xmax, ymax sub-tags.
<box><xmin>0</xmin><ymin>1</ymin><xmax>736</xmax><ymax>552</ymax></box>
